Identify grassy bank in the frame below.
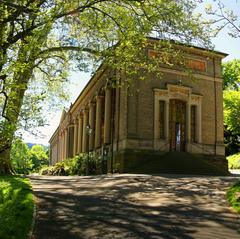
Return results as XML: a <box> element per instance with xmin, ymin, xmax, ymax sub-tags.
<box><xmin>227</xmin><ymin>181</ymin><xmax>240</xmax><ymax>214</ymax></box>
<box><xmin>0</xmin><ymin>176</ymin><xmax>34</xmax><ymax>239</ymax></box>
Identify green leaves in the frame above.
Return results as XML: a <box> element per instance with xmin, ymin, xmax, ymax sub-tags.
<box><xmin>11</xmin><ymin>138</ymin><xmax>32</xmax><ymax>174</ymax></box>
<box><xmin>223</xmin><ymin>59</ymin><xmax>240</xmax><ymax>91</ymax></box>
<box><xmin>10</xmin><ymin>138</ymin><xmax>49</xmax><ymax>174</ymax></box>
<box><xmin>224</xmin><ymin>90</ymin><xmax>240</xmax><ymax>134</ymax></box>
<box><xmin>223</xmin><ymin>59</ymin><xmax>240</xmax><ymax>135</ymax></box>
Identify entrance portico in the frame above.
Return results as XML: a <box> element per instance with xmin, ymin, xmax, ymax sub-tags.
<box><xmin>153</xmin><ymin>84</ymin><xmax>202</xmax><ymax>153</ymax></box>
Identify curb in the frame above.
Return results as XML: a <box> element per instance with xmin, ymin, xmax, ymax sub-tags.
<box><xmin>28</xmin><ymin>196</ymin><xmax>37</xmax><ymax>239</ymax></box>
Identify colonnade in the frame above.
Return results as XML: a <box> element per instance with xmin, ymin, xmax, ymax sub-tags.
<box><xmin>59</xmin><ymin>88</ymin><xmax>112</xmax><ymax>161</ymax></box>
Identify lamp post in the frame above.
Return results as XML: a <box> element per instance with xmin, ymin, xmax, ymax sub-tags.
<box><xmin>86</xmin><ymin>124</ymin><xmax>92</xmax><ymax>175</ymax></box>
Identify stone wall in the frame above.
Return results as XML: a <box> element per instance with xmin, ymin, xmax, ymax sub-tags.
<box><xmin>124</xmin><ymin>49</ymin><xmax>225</xmax><ymax>157</ymax></box>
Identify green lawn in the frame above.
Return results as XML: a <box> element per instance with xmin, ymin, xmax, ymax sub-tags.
<box><xmin>227</xmin><ymin>181</ymin><xmax>240</xmax><ymax>214</ymax></box>
<box><xmin>0</xmin><ymin>176</ymin><xmax>34</xmax><ymax>239</ymax></box>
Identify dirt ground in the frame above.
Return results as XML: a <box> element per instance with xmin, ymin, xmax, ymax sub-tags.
<box><xmin>30</xmin><ymin>174</ymin><xmax>240</xmax><ymax>239</ymax></box>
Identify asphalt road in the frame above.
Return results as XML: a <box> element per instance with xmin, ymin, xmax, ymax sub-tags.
<box><xmin>30</xmin><ymin>174</ymin><xmax>240</xmax><ymax>239</ymax></box>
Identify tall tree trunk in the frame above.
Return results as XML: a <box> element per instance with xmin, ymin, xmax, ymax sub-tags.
<box><xmin>0</xmin><ymin>148</ymin><xmax>13</xmax><ymax>174</ymax></box>
<box><xmin>0</xmin><ymin>23</ymin><xmax>51</xmax><ymax>174</ymax></box>
<box><xmin>0</xmin><ymin>58</ymin><xmax>33</xmax><ymax>174</ymax></box>
<box><xmin>0</xmin><ymin>80</ymin><xmax>30</xmax><ymax>174</ymax></box>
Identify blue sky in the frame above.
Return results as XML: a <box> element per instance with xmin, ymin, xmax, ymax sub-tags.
<box><xmin>22</xmin><ymin>0</ymin><xmax>240</xmax><ymax>145</ymax></box>
<box><xmin>199</xmin><ymin>0</ymin><xmax>240</xmax><ymax>61</ymax></box>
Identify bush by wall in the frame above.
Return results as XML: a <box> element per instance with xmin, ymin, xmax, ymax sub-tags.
<box><xmin>41</xmin><ymin>153</ymin><xmax>107</xmax><ymax>176</ymax></box>
<box><xmin>227</xmin><ymin>153</ymin><xmax>240</xmax><ymax>169</ymax></box>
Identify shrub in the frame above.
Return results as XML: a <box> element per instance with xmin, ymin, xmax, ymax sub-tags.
<box><xmin>227</xmin><ymin>181</ymin><xmax>240</xmax><ymax>214</ymax></box>
<box><xmin>50</xmin><ymin>162</ymin><xmax>66</xmax><ymax>175</ymax></box>
<box><xmin>41</xmin><ymin>153</ymin><xmax>105</xmax><ymax>176</ymax></box>
<box><xmin>227</xmin><ymin>153</ymin><xmax>240</xmax><ymax>169</ymax></box>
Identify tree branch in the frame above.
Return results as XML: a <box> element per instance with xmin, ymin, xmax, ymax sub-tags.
<box><xmin>0</xmin><ymin>77</ymin><xmax>10</xmax><ymax>121</ymax></box>
<box><xmin>39</xmin><ymin>46</ymin><xmax>100</xmax><ymax>56</ymax></box>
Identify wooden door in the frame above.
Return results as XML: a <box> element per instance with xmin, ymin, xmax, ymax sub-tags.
<box><xmin>169</xmin><ymin>99</ymin><xmax>186</xmax><ymax>151</ymax></box>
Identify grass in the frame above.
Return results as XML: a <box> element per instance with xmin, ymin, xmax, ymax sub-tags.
<box><xmin>0</xmin><ymin>175</ymin><xmax>34</xmax><ymax>239</ymax></box>
<box><xmin>227</xmin><ymin>181</ymin><xmax>240</xmax><ymax>214</ymax></box>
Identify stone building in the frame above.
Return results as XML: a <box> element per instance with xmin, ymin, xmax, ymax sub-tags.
<box><xmin>49</xmin><ymin>39</ymin><xmax>228</xmax><ymax>174</ymax></box>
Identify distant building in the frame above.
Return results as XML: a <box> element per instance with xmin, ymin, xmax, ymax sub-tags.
<box><xmin>49</xmin><ymin>39</ymin><xmax>228</xmax><ymax>174</ymax></box>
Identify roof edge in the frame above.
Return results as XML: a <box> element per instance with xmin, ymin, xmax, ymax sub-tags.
<box><xmin>147</xmin><ymin>37</ymin><xmax>228</xmax><ymax>58</ymax></box>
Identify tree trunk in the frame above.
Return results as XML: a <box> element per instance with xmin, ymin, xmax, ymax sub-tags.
<box><xmin>0</xmin><ymin>61</ymin><xmax>32</xmax><ymax>174</ymax></box>
<box><xmin>0</xmin><ymin>148</ymin><xmax>14</xmax><ymax>174</ymax></box>
<box><xmin>0</xmin><ymin>75</ymin><xmax>30</xmax><ymax>174</ymax></box>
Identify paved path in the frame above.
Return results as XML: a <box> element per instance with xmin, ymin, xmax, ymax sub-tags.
<box><xmin>30</xmin><ymin>174</ymin><xmax>240</xmax><ymax>239</ymax></box>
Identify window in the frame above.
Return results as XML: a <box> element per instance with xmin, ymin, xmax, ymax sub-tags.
<box><xmin>191</xmin><ymin>105</ymin><xmax>197</xmax><ymax>142</ymax></box>
<box><xmin>159</xmin><ymin>101</ymin><xmax>165</xmax><ymax>139</ymax></box>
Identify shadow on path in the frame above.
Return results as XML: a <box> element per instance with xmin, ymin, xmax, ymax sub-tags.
<box><xmin>30</xmin><ymin>174</ymin><xmax>240</xmax><ymax>239</ymax></box>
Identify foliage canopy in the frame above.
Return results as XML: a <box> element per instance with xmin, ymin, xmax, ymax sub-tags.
<box><xmin>0</xmin><ymin>0</ymin><xmax>212</xmax><ymax>174</ymax></box>
<box><xmin>11</xmin><ymin>139</ymin><xmax>49</xmax><ymax>174</ymax></box>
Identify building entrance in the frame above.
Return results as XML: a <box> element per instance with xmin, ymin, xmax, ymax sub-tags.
<box><xmin>169</xmin><ymin>99</ymin><xmax>186</xmax><ymax>151</ymax></box>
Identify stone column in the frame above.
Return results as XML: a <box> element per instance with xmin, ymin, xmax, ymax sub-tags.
<box><xmin>89</xmin><ymin>102</ymin><xmax>95</xmax><ymax>151</ymax></box>
<box><xmin>62</xmin><ymin>130</ymin><xmax>65</xmax><ymax>160</ymax></box>
<box><xmin>59</xmin><ymin>133</ymin><xmax>62</xmax><ymax>161</ymax></box>
<box><xmin>197</xmin><ymin>103</ymin><xmax>202</xmax><ymax>144</ymax></box>
<box><xmin>73</xmin><ymin>119</ymin><xmax>78</xmax><ymax>156</ymax></box>
<box><xmin>95</xmin><ymin>96</ymin><xmax>103</xmax><ymax>148</ymax></box>
<box><xmin>62</xmin><ymin>131</ymin><xmax>65</xmax><ymax>160</ymax></box>
<box><xmin>186</xmin><ymin>102</ymin><xmax>191</xmax><ymax>152</ymax></box>
<box><xmin>104</xmin><ymin>88</ymin><xmax>112</xmax><ymax>144</ymax></box>
<box><xmin>62</xmin><ymin>130</ymin><xmax>64</xmax><ymax>159</ymax></box>
<box><xmin>82</xmin><ymin>109</ymin><xmax>89</xmax><ymax>152</ymax></box>
<box><xmin>154</xmin><ymin>97</ymin><xmax>159</xmax><ymax>140</ymax></box>
<box><xmin>64</xmin><ymin>129</ymin><xmax>68</xmax><ymax>159</ymax></box>
<box><xmin>164</xmin><ymin>100</ymin><xmax>169</xmax><ymax>140</ymax></box>
<box><xmin>59</xmin><ymin>134</ymin><xmax>62</xmax><ymax>162</ymax></box>
<box><xmin>78</xmin><ymin>115</ymin><xmax>83</xmax><ymax>153</ymax></box>
<box><xmin>214</xmin><ymin>77</ymin><xmax>225</xmax><ymax>156</ymax></box>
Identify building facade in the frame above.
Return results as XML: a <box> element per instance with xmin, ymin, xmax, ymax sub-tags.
<box><xmin>49</xmin><ymin>40</ymin><xmax>228</xmax><ymax>174</ymax></box>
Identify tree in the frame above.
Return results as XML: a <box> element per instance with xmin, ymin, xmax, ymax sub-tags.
<box><xmin>205</xmin><ymin>0</ymin><xmax>240</xmax><ymax>38</ymax></box>
<box><xmin>10</xmin><ymin>139</ymin><xmax>49</xmax><ymax>174</ymax></box>
<box><xmin>29</xmin><ymin>145</ymin><xmax>49</xmax><ymax>172</ymax></box>
<box><xmin>224</xmin><ymin>90</ymin><xmax>240</xmax><ymax>134</ymax></box>
<box><xmin>0</xmin><ymin>0</ymin><xmax>212</xmax><ymax>174</ymax></box>
<box><xmin>10</xmin><ymin>138</ymin><xmax>32</xmax><ymax>174</ymax></box>
<box><xmin>222</xmin><ymin>60</ymin><xmax>240</xmax><ymax>155</ymax></box>
<box><xmin>222</xmin><ymin>59</ymin><xmax>240</xmax><ymax>90</ymax></box>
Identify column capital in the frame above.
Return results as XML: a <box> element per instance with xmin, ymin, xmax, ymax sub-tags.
<box><xmin>89</xmin><ymin>101</ymin><xmax>96</xmax><ymax>107</ymax></box>
<box><xmin>95</xmin><ymin>95</ymin><xmax>104</xmax><ymax>101</ymax></box>
<box><xmin>83</xmin><ymin>108</ymin><xmax>89</xmax><ymax>113</ymax></box>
